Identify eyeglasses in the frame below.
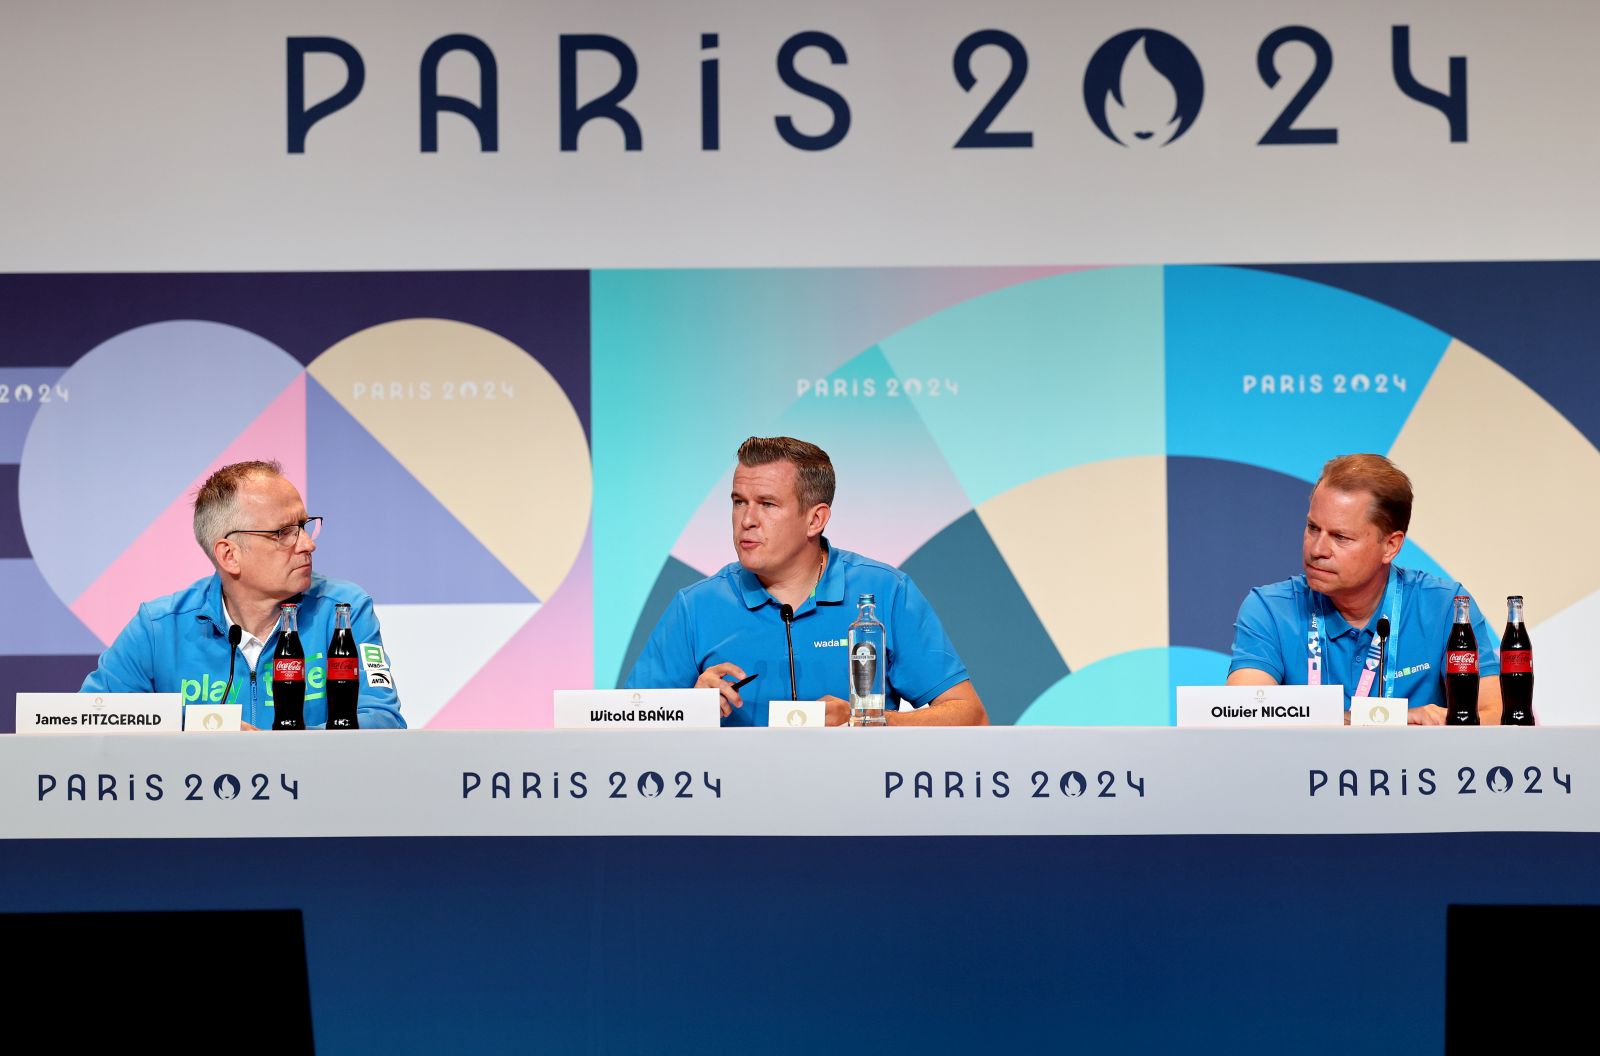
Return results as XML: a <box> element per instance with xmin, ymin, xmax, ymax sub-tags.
<box><xmin>224</xmin><ymin>516</ymin><xmax>323</xmax><ymax>547</ymax></box>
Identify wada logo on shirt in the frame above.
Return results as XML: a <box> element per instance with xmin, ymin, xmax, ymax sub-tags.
<box><xmin>812</xmin><ymin>637</ymin><xmax>847</xmax><ymax>649</ymax></box>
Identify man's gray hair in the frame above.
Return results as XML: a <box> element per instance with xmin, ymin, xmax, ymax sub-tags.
<box><xmin>193</xmin><ymin>460</ymin><xmax>283</xmax><ymax>557</ymax></box>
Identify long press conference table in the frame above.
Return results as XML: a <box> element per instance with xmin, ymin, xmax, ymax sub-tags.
<box><xmin>4</xmin><ymin>725</ymin><xmax>1596</xmax><ymax>838</ymax></box>
<box><xmin>3</xmin><ymin>726</ymin><xmax>1596</xmax><ymax>1053</ymax></box>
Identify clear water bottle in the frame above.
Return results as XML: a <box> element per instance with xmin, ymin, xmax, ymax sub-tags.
<box><xmin>848</xmin><ymin>593</ymin><xmax>887</xmax><ymax>726</ymax></box>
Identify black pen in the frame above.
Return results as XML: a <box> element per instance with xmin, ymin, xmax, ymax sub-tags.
<box><xmin>730</xmin><ymin>672</ymin><xmax>759</xmax><ymax>690</ymax></box>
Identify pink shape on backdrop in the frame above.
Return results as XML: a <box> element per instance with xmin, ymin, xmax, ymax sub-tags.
<box><xmin>428</xmin><ymin>532</ymin><xmax>592</xmax><ymax>729</ymax></box>
<box><xmin>71</xmin><ymin>376</ymin><xmax>308</xmax><ymax>644</ymax></box>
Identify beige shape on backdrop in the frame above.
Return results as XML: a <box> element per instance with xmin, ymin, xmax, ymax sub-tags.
<box><xmin>1390</xmin><ymin>339</ymin><xmax>1600</xmax><ymax>624</ymax></box>
<box><xmin>976</xmin><ymin>456</ymin><xmax>1169</xmax><ymax>671</ymax></box>
<box><xmin>308</xmin><ymin>319</ymin><xmax>590</xmax><ymax>600</ymax></box>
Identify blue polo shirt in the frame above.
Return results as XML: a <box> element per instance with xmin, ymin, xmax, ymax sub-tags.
<box><xmin>1229</xmin><ymin>565</ymin><xmax>1500</xmax><ymax>710</ymax></box>
<box><xmin>624</xmin><ymin>541</ymin><xmax>970</xmax><ymax>727</ymax></box>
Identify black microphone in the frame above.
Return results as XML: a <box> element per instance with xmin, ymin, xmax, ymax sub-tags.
<box><xmin>779</xmin><ymin>604</ymin><xmax>798</xmax><ymax>702</ymax></box>
<box><xmin>1374</xmin><ymin>616</ymin><xmax>1391</xmax><ymax>698</ymax></box>
<box><xmin>220</xmin><ymin>624</ymin><xmax>243</xmax><ymax>709</ymax></box>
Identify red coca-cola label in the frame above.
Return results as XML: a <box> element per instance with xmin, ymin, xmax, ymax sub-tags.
<box><xmin>273</xmin><ymin>657</ymin><xmax>305</xmax><ymax>681</ymax></box>
<box><xmin>1446</xmin><ymin>650</ymin><xmax>1478</xmax><ymax>674</ymax></box>
<box><xmin>1501</xmin><ymin>649</ymin><xmax>1533</xmax><ymax>674</ymax></box>
<box><xmin>328</xmin><ymin>657</ymin><xmax>358</xmax><ymax>681</ymax></box>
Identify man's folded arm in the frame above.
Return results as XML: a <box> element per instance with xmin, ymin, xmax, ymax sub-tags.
<box><xmin>886</xmin><ymin>679</ymin><xmax>987</xmax><ymax>726</ymax></box>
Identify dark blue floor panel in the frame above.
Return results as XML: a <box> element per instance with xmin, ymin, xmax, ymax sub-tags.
<box><xmin>3</xmin><ymin>833</ymin><xmax>1595</xmax><ymax>1054</ymax></box>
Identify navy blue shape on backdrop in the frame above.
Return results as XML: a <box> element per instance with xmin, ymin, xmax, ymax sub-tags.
<box><xmin>1251</xmin><ymin>262</ymin><xmax>1600</xmax><ymax>447</ymax></box>
<box><xmin>1167</xmin><ymin>456</ymin><xmax>1309</xmax><ymax>655</ymax></box>
<box><xmin>0</xmin><ymin>271</ymin><xmax>592</xmax><ymax>435</ymax></box>
<box><xmin>1</xmin><ymin>655</ymin><xmax>103</xmax><ymax>731</ymax></box>
<box><xmin>0</xmin><ymin>465</ymin><xmax>24</xmax><ymax>558</ymax></box>
<box><xmin>902</xmin><ymin>509</ymin><xmax>1068</xmax><ymax>725</ymax></box>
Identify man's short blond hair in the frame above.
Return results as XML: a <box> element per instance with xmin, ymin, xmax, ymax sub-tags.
<box><xmin>193</xmin><ymin>460</ymin><xmax>283</xmax><ymax>555</ymax></box>
<box><xmin>1314</xmin><ymin>453</ymin><xmax>1413</xmax><ymax>536</ymax></box>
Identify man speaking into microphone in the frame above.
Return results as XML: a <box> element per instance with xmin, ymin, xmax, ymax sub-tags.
<box><xmin>81</xmin><ymin>460</ymin><xmax>405</xmax><ymax>730</ymax></box>
<box><xmin>625</xmin><ymin>437</ymin><xmax>986</xmax><ymax>727</ymax></box>
<box><xmin>1227</xmin><ymin>453</ymin><xmax>1500</xmax><ymax>724</ymax></box>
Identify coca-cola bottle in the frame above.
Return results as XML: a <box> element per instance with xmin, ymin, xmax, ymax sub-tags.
<box><xmin>1443</xmin><ymin>595</ymin><xmax>1480</xmax><ymax>726</ymax></box>
<box><xmin>1499</xmin><ymin>595</ymin><xmax>1535</xmax><ymax>726</ymax></box>
<box><xmin>271</xmin><ymin>602</ymin><xmax>306</xmax><ymax>731</ymax></box>
<box><xmin>326</xmin><ymin>602</ymin><xmax>360</xmax><ymax>730</ymax></box>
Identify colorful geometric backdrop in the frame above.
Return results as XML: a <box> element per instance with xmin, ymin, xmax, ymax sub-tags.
<box><xmin>4</xmin><ymin>264</ymin><xmax>1596</xmax><ymax>727</ymax></box>
<box><xmin>596</xmin><ymin>263</ymin><xmax>1600</xmax><ymax>727</ymax></box>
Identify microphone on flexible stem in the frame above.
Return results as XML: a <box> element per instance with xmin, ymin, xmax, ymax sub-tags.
<box><xmin>220</xmin><ymin>624</ymin><xmax>243</xmax><ymax>708</ymax></box>
<box><xmin>1374</xmin><ymin>616</ymin><xmax>1391</xmax><ymax>698</ymax></box>
<box><xmin>779</xmin><ymin>604</ymin><xmax>798</xmax><ymax>702</ymax></box>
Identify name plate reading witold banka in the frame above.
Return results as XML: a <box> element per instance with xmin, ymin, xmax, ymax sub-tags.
<box><xmin>15</xmin><ymin>693</ymin><xmax>183</xmax><ymax>735</ymax></box>
<box><xmin>553</xmin><ymin>689</ymin><xmax>721</xmax><ymax>729</ymax></box>
<box><xmin>1175</xmin><ymin>685</ymin><xmax>1345</xmax><ymax>727</ymax></box>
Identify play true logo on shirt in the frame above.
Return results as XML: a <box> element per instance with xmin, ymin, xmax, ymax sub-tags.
<box><xmin>181</xmin><ymin>656</ymin><xmax>333</xmax><ymax>703</ymax></box>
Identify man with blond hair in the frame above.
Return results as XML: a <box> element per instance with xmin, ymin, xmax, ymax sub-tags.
<box><xmin>626</xmin><ymin>436</ymin><xmax>986</xmax><ymax>727</ymax></box>
<box><xmin>83</xmin><ymin>460</ymin><xmax>404</xmax><ymax>729</ymax></box>
<box><xmin>1228</xmin><ymin>453</ymin><xmax>1500</xmax><ymax>724</ymax></box>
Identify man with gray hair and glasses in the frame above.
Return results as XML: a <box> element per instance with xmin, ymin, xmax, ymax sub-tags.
<box><xmin>83</xmin><ymin>460</ymin><xmax>405</xmax><ymax>729</ymax></box>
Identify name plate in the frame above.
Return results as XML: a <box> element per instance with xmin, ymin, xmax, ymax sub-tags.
<box><xmin>1350</xmin><ymin>697</ymin><xmax>1409</xmax><ymax>727</ymax></box>
<box><xmin>183</xmin><ymin>703</ymin><xmax>243</xmax><ymax>732</ymax></box>
<box><xmin>553</xmin><ymin>689</ymin><xmax>720</xmax><ymax>729</ymax></box>
<box><xmin>16</xmin><ymin>693</ymin><xmax>182</xmax><ymax>735</ymax></box>
<box><xmin>768</xmin><ymin>700</ymin><xmax>827</xmax><ymax>728</ymax></box>
<box><xmin>1175</xmin><ymin>685</ymin><xmax>1344</xmax><ymax>728</ymax></box>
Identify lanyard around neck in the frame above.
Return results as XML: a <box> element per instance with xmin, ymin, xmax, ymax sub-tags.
<box><xmin>1307</xmin><ymin>565</ymin><xmax>1401</xmax><ymax>696</ymax></box>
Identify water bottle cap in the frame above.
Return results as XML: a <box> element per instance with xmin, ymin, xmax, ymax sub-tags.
<box><xmin>858</xmin><ymin>593</ymin><xmax>876</xmax><ymax>605</ymax></box>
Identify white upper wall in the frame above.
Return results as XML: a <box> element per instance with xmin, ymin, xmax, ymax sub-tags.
<box><xmin>3</xmin><ymin>0</ymin><xmax>1596</xmax><ymax>270</ymax></box>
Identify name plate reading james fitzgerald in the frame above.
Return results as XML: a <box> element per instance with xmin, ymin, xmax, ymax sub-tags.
<box><xmin>553</xmin><ymin>689</ymin><xmax>721</xmax><ymax>729</ymax></box>
<box><xmin>15</xmin><ymin>693</ymin><xmax>183</xmax><ymax>735</ymax></box>
<box><xmin>1175</xmin><ymin>685</ymin><xmax>1345</xmax><ymax>728</ymax></box>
